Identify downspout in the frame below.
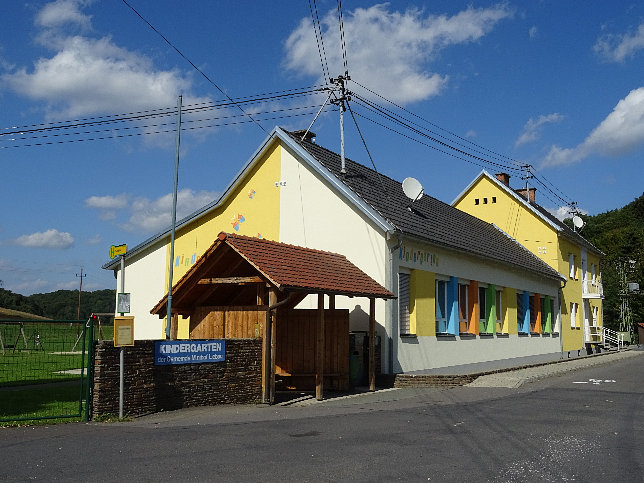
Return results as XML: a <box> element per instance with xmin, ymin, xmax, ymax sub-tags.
<box><xmin>559</xmin><ymin>277</ymin><xmax>567</xmax><ymax>356</ymax></box>
<box><xmin>265</xmin><ymin>291</ymin><xmax>295</xmax><ymax>404</ymax></box>
<box><xmin>386</xmin><ymin>230</ymin><xmax>403</xmax><ymax>375</ymax></box>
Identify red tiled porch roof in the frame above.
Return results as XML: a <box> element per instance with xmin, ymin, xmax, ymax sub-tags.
<box><xmin>151</xmin><ymin>232</ymin><xmax>394</xmax><ymax>316</ymax></box>
<box><xmin>222</xmin><ymin>232</ymin><xmax>394</xmax><ymax>298</ymax></box>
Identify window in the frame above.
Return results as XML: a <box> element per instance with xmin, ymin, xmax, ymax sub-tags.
<box><xmin>475</xmin><ymin>198</ymin><xmax>480</xmax><ymax>205</ymax></box>
<box><xmin>495</xmin><ymin>290</ymin><xmax>504</xmax><ymax>333</ymax></box>
<box><xmin>479</xmin><ymin>286</ymin><xmax>487</xmax><ymax>333</ymax></box>
<box><xmin>517</xmin><ymin>291</ymin><xmax>529</xmax><ymax>334</ymax></box>
<box><xmin>569</xmin><ymin>253</ymin><xmax>576</xmax><ymax>279</ymax></box>
<box><xmin>591</xmin><ymin>263</ymin><xmax>596</xmax><ymax>285</ymax></box>
<box><xmin>592</xmin><ymin>306</ymin><xmax>598</xmax><ymax>326</ymax></box>
<box><xmin>399</xmin><ymin>273</ymin><xmax>411</xmax><ymax>335</ymax></box>
<box><xmin>570</xmin><ymin>302</ymin><xmax>578</xmax><ymax>328</ymax></box>
<box><xmin>436</xmin><ymin>279</ymin><xmax>448</xmax><ymax>333</ymax></box>
<box><xmin>492</xmin><ymin>197</ymin><xmax>497</xmax><ymax>203</ymax></box>
<box><xmin>529</xmin><ymin>295</ymin><xmax>536</xmax><ymax>333</ymax></box>
<box><xmin>483</xmin><ymin>197</ymin><xmax>488</xmax><ymax>204</ymax></box>
<box><xmin>459</xmin><ymin>283</ymin><xmax>469</xmax><ymax>334</ymax></box>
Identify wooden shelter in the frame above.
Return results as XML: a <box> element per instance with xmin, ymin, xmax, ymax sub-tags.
<box><xmin>151</xmin><ymin>232</ymin><xmax>395</xmax><ymax>403</ymax></box>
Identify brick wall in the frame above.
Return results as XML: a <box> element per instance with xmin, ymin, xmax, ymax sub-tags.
<box><xmin>92</xmin><ymin>339</ymin><xmax>262</xmax><ymax>418</ymax></box>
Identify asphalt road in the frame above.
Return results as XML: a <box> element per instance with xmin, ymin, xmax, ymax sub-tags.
<box><xmin>1</xmin><ymin>352</ymin><xmax>643</xmax><ymax>482</ymax></box>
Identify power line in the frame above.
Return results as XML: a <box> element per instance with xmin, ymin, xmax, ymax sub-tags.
<box><xmin>351</xmin><ymin>96</ymin><xmax>523</xmax><ymax>173</ymax></box>
<box><xmin>309</xmin><ymin>0</ymin><xmax>331</xmax><ymax>83</ymax></box>
<box><xmin>353</xmin><ymin>92</ymin><xmax>523</xmax><ymax>173</ymax></box>
<box><xmin>0</xmin><ymin>87</ymin><xmax>328</xmax><ymax>141</ymax></box>
<box><xmin>351</xmin><ymin>79</ymin><xmax>523</xmax><ymax>168</ymax></box>
<box><xmin>121</xmin><ymin>0</ymin><xmax>267</xmax><ymax>133</ymax></box>
<box><xmin>0</xmin><ymin>105</ymin><xmax>334</xmax><ymax>149</ymax></box>
<box><xmin>336</xmin><ymin>0</ymin><xmax>349</xmax><ymax>74</ymax></box>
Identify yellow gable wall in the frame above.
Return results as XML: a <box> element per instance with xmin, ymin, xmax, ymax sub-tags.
<box><xmin>454</xmin><ymin>176</ymin><xmax>559</xmax><ymax>270</ymax></box>
<box><xmin>558</xmin><ymin>237</ymin><xmax>583</xmax><ymax>351</ymax></box>
<box><xmin>162</xmin><ymin>141</ymin><xmax>282</xmax><ymax>337</ymax></box>
<box><xmin>456</xmin><ymin>175</ymin><xmax>588</xmax><ymax>351</ymax></box>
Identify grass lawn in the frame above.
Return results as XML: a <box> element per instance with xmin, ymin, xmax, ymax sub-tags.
<box><xmin>0</xmin><ymin>321</ymin><xmax>96</xmax><ymax>423</ymax></box>
<box><xmin>0</xmin><ymin>383</ymin><xmax>85</xmax><ymax>424</ymax></box>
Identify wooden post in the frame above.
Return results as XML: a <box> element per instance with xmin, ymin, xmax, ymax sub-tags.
<box><xmin>316</xmin><ymin>293</ymin><xmax>325</xmax><ymax>401</ymax></box>
<box><xmin>170</xmin><ymin>313</ymin><xmax>178</xmax><ymax>340</ymax></box>
<box><xmin>329</xmin><ymin>295</ymin><xmax>335</xmax><ymax>311</ymax></box>
<box><xmin>263</xmin><ymin>289</ymin><xmax>277</xmax><ymax>403</ymax></box>
<box><xmin>369</xmin><ymin>298</ymin><xmax>376</xmax><ymax>391</ymax></box>
<box><xmin>270</xmin><ymin>297</ymin><xmax>277</xmax><ymax>405</ymax></box>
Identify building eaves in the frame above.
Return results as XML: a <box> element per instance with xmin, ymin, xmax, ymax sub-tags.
<box><xmin>284</xmin><ymin>132</ymin><xmax>564</xmax><ymax>282</ymax></box>
<box><xmin>103</xmin><ymin>126</ymin><xmax>395</xmax><ymax>271</ymax></box>
<box><xmin>452</xmin><ymin>170</ymin><xmax>604</xmax><ymax>257</ymax></box>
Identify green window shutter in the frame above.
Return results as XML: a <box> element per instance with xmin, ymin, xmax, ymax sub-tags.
<box><xmin>543</xmin><ymin>296</ymin><xmax>552</xmax><ymax>333</ymax></box>
<box><xmin>486</xmin><ymin>284</ymin><xmax>496</xmax><ymax>334</ymax></box>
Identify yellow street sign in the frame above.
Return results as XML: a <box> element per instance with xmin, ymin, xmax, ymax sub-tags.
<box><xmin>110</xmin><ymin>244</ymin><xmax>127</xmax><ymax>259</ymax></box>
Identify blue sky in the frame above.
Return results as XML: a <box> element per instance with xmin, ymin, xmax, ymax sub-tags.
<box><xmin>1</xmin><ymin>0</ymin><xmax>643</xmax><ymax>296</ymax></box>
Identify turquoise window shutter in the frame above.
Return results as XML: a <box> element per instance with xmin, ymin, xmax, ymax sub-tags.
<box><xmin>447</xmin><ymin>276</ymin><xmax>459</xmax><ymax>335</ymax></box>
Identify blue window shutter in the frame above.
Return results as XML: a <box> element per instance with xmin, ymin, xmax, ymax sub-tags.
<box><xmin>522</xmin><ymin>291</ymin><xmax>530</xmax><ymax>333</ymax></box>
<box><xmin>447</xmin><ymin>277</ymin><xmax>459</xmax><ymax>335</ymax></box>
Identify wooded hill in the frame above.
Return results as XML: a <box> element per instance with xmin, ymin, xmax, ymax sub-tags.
<box><xmin>574</xmin><ymin>192</ymin><xmax>644</xmax><ymax>334</ymax></box>
<box><xmin>0</xmin><ymin>288</ymin><xmax>115</xmax><ymax>321</ymax></box>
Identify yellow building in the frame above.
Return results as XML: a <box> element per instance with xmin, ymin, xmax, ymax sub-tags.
<box><xmin>453</xmin><ymin>171</ymin><xmax>604</xmax><ymax>353</ymax></box>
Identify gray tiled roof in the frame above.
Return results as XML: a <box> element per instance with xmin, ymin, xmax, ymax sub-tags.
<box><xmin>285</xmin><ymin>130</ymin><xmax>564</xmax><ymax>281</ymax></box>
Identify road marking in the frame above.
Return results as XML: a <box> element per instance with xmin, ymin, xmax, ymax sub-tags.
<box><xmin>573</xmin><ymin>379</ymin><xmax>616</xmax><ymax>385</ymax></box>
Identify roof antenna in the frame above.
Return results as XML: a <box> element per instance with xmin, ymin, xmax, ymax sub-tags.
<box><xmin>570</xmin><ymin>202</ymin><xmax>585</xmax><ymax>232</ymax></box>
<box><xmin>402</xmin><ymin>177</ymin><xmax>424</xmax><ymax>211</ymax></box>
<box><xmin>330</xmin><ymin>73</ymin><xmax>350</xmax><ymax>174</ymax></box>
<box><xmin>521</xmin><ymin>164</ymin><xmax>533</xmax><ymax>204</ymax></box>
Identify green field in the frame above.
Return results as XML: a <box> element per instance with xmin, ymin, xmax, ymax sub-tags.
<box><xmin>0</xmin><ymin>384</ymin><xmax>84</xmax><ymax>423</ymax></box>
<box><xmin>0</xmin><ymin>320</ymin><xmax>98</xmax><ymax>423</ymax></box>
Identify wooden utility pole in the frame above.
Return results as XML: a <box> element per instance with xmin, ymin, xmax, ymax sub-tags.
<box><xmin>76</xmin><ymin>267</ymin><xmax>86</xmax><ymax>320</ymax></box>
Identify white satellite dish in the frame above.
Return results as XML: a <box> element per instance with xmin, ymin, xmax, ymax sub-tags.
<box><xmin>402</xmin><ymin>177</ymin><xmax>424</xmax><ymax>202</ymax></box>
<box><xmin>572</xmin><ymin>215</ymin><xmax>584</xmax><ymax>230</ymax></box>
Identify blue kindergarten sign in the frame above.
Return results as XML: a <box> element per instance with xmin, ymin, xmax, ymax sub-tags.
<box><xmin>154</xmin><ymin>340</ymin><xmax>225</xmax><ymax>365</ymax></box>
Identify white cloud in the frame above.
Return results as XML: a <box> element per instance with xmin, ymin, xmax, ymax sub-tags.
<box><xmin>548</xmin><ymin>205</ymin><xmax>588</xmax><ymax>222</ymax></box>
<box><xmin>529</xmin><ymin>26</ymin><xmax>538</xmax><ymax>39</ymax></box>
<box><xmin>123</xmin><ymin>189</ymin><xmax>218</xmax><ymax>233</ymax></box>
<box><xmin>86</xmin><ymin>193</ymin><xmax>128</xmax><ymax>221</ymax></box>
<box><xmin>13</xmin><ymin>229</ymin><xmax>75</xmax><ymax>249</ymax></box>
<box><xmin>85</xmin><ymin>193</ymin><xmax>128</xmax><ymax>209</ymax></box>
<box><xmin>594</xmin><ymin>23</ymin><xmax>644</xmax><ymax>62</ymax></box>
<box><xmin>542</xmin><ymin>87</ymin><xmax>644</xmax><ymax>167</ymax></box>
<box><xmin>36</xmin><ymin>0</ymin><xmax>92</xmax><ymax>31</ymax></box>
<box><xmin>2</xmin><ymin>1</ymin><xmax>209</xmax><ymax>120</ymax></box>
<box><xmin>284</xmin><ymin>3</ymin><xmax>513</xmax><ymax>104</ymax></box>
<box><xmin>515</xmin><ymin>113</ymin><xmax>563</xmax><ymax>147</ymax></box>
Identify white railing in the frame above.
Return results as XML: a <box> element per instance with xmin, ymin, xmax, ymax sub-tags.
<box><xmin>588</xmin><ymin>325</ymin><xmax>602</xmax><ymax>344</ymax></box>
<box><xmin>582</xmin><ymin>280</ymin><xmax>604</xmax><ymax>297</ymax></box>
<box><xmin>602</xmin><ymin>326</ymin><xmax>624</xmax><ymax>351</ymax></box>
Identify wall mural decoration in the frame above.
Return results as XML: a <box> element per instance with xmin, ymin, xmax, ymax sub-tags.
<box><xmin>399</xmin><ymin>243</ymin><xmax>439</xmax><ymax>267</ymax></box>
<box><xmin>231</xmin><ymin>213</ymin><xmax>245</xmax><ymax>231</ymax></box>
<box><xmin>175</xmin><ymin>252</ymin><xmax>197</xmax><ymax>267</ymax></box>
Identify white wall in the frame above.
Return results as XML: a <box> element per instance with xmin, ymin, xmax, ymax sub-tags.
<box><xmin>278</xmin><ymin>145</ymin><xmax>389</xmax><ymax>333</ymax></box>
<box><xmin>393</xmin><ymin>239</ymin><xmax>562</xmax><ymax>373</ymax></box>
<box><xmin>115</xmin><ymin>240</ymin><xmax>167</xmax><ymax>340</ymax></box>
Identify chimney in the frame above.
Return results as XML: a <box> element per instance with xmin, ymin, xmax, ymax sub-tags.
<box><xmin>515</xmin><ymin>187</ymin><xmax>537</xmax><ymax>203</ymax></box>
<box><xmin>495</xmin><ymin>172</ymin><xmax>510</xmax><ymax>186</ymax></box>
<box><xmin>292</xmin><ymin>130</ymin><xmax>316</xmax><ymax>143</ymax></box>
